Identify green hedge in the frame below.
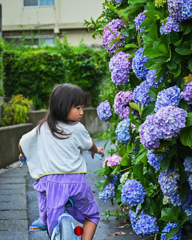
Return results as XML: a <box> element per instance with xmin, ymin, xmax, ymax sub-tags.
<box><xmin>2</xmin><ymin>40</ymin><xmax>109</xmax><ymax>109</ymax></box>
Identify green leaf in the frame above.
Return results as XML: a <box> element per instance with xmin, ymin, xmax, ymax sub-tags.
<box><xmin>180</xmin><ymin>126</ymin><xmax>192</xmax><ymax>148</ymax></box>
<box><xmin>175</xmin><ymin>41</ymin><xmax>192</xmax><ymax>55</ymax></box>
<box><xmin>188</xmin><ymin>57</ymin><xmax>192</xmax><ymax>72</ymax></box>
<box><xmin>124</xmin><ymin>44</ymin><xmax>139</xmax><ymax>50</ymax></box>
<box><xmin>121</xmin><ymin>154</ymin><xmax>131</xmax><ymax>167</ymax></box>
<box><xmin>128</xmin><ymin>0</ymin><xmax>147</xmax><ymax>4</ymax></box>
<box><xmin>160</xmin><ymin>207</ymin><xmax>179</xmax><ymax>222</ymax></box>
<box><xmin>160</xmin><ymin>156</ymin><xmax>171</xmax><ymax>172</ymax></box>
<box><xmin>135</xmin><ymin>150</ymin><xmax>147</xmax><ymax>164</ymax></box>
<box><xmin>148</xmin><ymin>22</ymin><xmax>159</xmax><ymax>40</ymax></box>
<box><xmin>142</xmin><ymin>101</ymin><xmax>155</xmax><ymax>120</ymax></box>
<box><xmin>129</xmin><ymin>102</ymin><xmax>141</xmax><ymax>112</ymax></box>
<box><xmin>186</xmin><ymin>112</ymin><xmax>192</xmax><ymax>127</ymax></box>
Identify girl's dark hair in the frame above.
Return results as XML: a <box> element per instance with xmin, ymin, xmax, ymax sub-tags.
<box><xmin>37</xmin><ymin>83</ymin><xmax>87</xmax><ymax>139</ymax></box>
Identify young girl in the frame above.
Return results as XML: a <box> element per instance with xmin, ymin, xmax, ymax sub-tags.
<box><xmin>18</xmin><ymin>83</ymin><xmax>104</xmax><ymax>239</ymax></box>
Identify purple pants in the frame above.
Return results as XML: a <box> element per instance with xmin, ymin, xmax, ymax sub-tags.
<box><xmin>33</xmin><ymin>173</ymin><xmax>100</xmax><ymax>236</ymax></box>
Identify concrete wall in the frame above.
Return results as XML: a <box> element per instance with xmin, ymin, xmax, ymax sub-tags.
<box><xmin>0</xmin><ymin>0</ymin><xmax>103</xmax><ymax>46</ymax></box>
<box><xmin>0</xmin><ymin>108</ymin><xmax>108</xmax><ymax>168</ymax></box>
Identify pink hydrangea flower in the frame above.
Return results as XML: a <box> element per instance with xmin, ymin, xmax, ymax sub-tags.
<box><xmin>103</xmin><ymin>154</ymin><xmax>122</xmax><ymax>167</ymax></box>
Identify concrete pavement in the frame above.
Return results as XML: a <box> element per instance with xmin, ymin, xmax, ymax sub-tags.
<box><xmin>0</xmin><ymin>141</ymin><xmax>142</xmax><ymax>240</ymax></box>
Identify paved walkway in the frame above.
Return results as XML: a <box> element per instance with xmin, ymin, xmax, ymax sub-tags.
<box><xmin>0</xmin><ymin>141</ymin><xmax>142</xmax><ymax>240</ymax></box>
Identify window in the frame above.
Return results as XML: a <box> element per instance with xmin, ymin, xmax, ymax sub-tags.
<box><xmin>24</xmin><ymin>0</ymin><xmax>54</xmax><ymax>7</ymax></box>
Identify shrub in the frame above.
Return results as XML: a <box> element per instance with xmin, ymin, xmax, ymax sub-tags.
<box><xmin>0</xmin><ymin>94</ymin><xmax>32</xmax><ymax>126</ymax></box>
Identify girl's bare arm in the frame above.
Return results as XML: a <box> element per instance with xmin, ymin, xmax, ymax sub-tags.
<box><xmin>89</xmin><ymin>140</ymin><xmax>104</xmax><ymax>159</ymax></box>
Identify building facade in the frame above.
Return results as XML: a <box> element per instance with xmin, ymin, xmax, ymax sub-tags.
<box><xmin>0</xmin><ymin>0</ymin><xmax>103</xmax><ymax>46</ymax></box>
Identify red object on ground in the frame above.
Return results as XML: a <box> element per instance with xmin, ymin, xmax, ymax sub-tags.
<box><xmin>74</xmin><ymin>226</ymin><xmax>84</xmax><ymax>236</ymax></box>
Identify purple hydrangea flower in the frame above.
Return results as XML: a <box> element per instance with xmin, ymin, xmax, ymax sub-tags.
<box><xmin>160</xmin><ymin>16</ymin><xmax>180</xmax><ymax>35</ymax></box>
<box><xmin>102</xmin><ymin>19</ymin><xmax>126</xmax><ymax>55</ymax></box>
<box><xmin>114</xmin><ymin>91</ymin><xmax>133</xmax><ymax>119</ymax></box>
<box><xmin>132</xmin><ymin>47</ymin><xmax>150</xmax><ymax>80</ymax></box>
<box><xmin>180</xmin><ymin>0</ymin><xmax>192</xmax><ymax>20</ymax></box>
<box><xmin>145</xmin><ymin>69</ymin><xmax>166</xmax><ymax>88</ymax></box>
<box><xmin>147</xmin><ymin>150</ymin><xmax>166</xmax><ymax>170</ymax></box>
<box><xmin>160</xmin><ymin>222</ymin><xmax>182</xmax><ymax>240</ymax></box>
<box><xmin>155</xmin><ymin>85</ymin><xmax>181</xmax><ymax>112</ymax></box>
<box><xmin>102</xmin><ymin>154</ymin><xmax>122</xmax><ymax>167</ymax></box>
<box><xmin>97</xmin><ymin>100</ymin><xmax>112</xmax><ymax>122</ymax></box>
<box><xmin>133</xmin><ymin>80</ymin><xmax>155</xmax><ymax>108</ymax></box>
<box><xmin>121</xmin><ymin>179</ymin><xmax>145</xmax><ymax>206</ymax></box>
<box><xmin>182</xmin><ymin>82</ymin><xmax>192</xmax><ymax>105</ymax></box>
<box><xmin>158</xmin><ymin>169</ymin><xmax>181</xmax><ymax>206</ymax></box>
<box><xmin>134</xmin><ymin>10</ymin><xmax>147</xmax><ymax>33</ymax></box>
<box><xmin>115</xmin><ymin>119</ymin><xmax>131</xmax><ymax>143</ymax></box>
<box><xmin>109</xmin><ymin>51</ymin><xmax>132</xmax><ymax>85</ymax></box>
<box><xmin>139</xmin><ymin>106</ymin><xmax>187</xmax><ymax>150</ymax></box>
<box><xmin>168</xmin><ymin>0</ymin><xmax>192</xmax><ymax>21</ymax></box>
<box><xmin>99</xmin><ymin>183</ymin><xmax>115</xmax><ymax>202</ymax></box>
<box><xmin>129</xmin><ymin>209</ymin><xmax>159</xmax><ymax>237</ymax></box>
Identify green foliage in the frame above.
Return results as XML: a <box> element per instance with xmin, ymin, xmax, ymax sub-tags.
<box><xmin>2</xmin><ymin>38</ymin><xmax>109</xmax><ymax>109</ymax></box>
<box><xmin>0</xmin><ymin>94</ymin><xmax>32</xmax><ymax>126</ymax></box>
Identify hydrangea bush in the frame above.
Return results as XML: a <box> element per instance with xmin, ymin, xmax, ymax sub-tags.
<box><xmin>86</xmin><ymin>0</ymin><xmax>192</xmax><ymax>239</ymax></box>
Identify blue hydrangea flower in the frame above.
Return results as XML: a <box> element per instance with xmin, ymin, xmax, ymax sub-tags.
<box><xmin>158</xmin><ymin>169</ymin><xmax>181</xmax><ymax>206</ymax></box>
<box><xmin>155</xmin><ymin>85</ymin><xmax>181</xmax><ymax>112</ymax></box>
<box><xmin>139</xmin><ymin>106</ymin><xmax>187</xmax><ymax>150</ymax></box>
<box><xmin>114</xmin><ymin>91</ymin><xmax>133</xmax><ymax>119</ymax></box>
<box><xmin>133</xmin><ymin>80</ymin><xmax>155</xmax><ymax>108</ymax></box>
<box><xmin>184</xmin><ymin>157</ymin><xmax>192</xmax><ymax>173</ymax></box>
<box><xmin>121</xmin><ymin>179</ymin><xmax>145</xmax><ymax>206</ymax></box>
<box><xmin>132</xmin><ymin>48</ymin><xmax>150</xmax><ymax>80</ymax></box>
<box><xmin>99</xmin><ymin>183</ymin><xmax>115</xmax><ymax>202</ymax></box>
<box><xmin>109</xmin><ymin>51</ymin><xmax>132</xmax><ymax>85</ymax></box>
<box><xmin>97</xmin><ymin>100</ymin><xmax>112</xmax><ymax>122</ymax></box>
<box><xmin>189</xmin><ymin>174</ymin><xmax>192</xmax><ymax>191</ymax></box>
<box><xmin>147</xmin><ymin>150</ymin><xmax>166</xmax><ymax>170</ymax></box>
<box><xmin>160</xmin><ymin>16</ymin><xmax>180</xmax><ymax>35</ymax></box>
<box><xmin>145</xmin><ymin>69</ymin><xmax>166</xmax><ymax>88</ymax></box>
<box><xmin>182</xmin><ymin>186</ymin><xmax>192</xmax><ymax>221</ymax></box>
<box><xmin>182</xmin><ymin>81</ymin><xmax>192</xmax><ymax>105</ymax></box>
<box><xmin>129</xmin><ymin>209</ymin><xmax>159</xmax><ymax>237</ymax></box>
<box><xmin>102</xmin><ymin>19</ymin><xmax>126</xmax><ymax>55</ymax></box>
<box><xmin>115</xmin><ymin>119</ymin><xmax>131</xmax><ymax>143</ymax></box>
<box><xmin>113</xmin><ymin>0</ymin><xmax>123</xmax><ymax>3</ymax></box>
<box><xmin>134</xmin><ymin>10</ymin><xmax>147</xmax><ymax>33</ymax></box>
<box><xmin>160</xmin><ymin>222</ymin><xmax>182</xmax><ymax>240</ymax></box>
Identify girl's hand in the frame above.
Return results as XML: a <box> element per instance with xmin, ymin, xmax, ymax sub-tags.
<box><xmin>97</xmin><ymin>147</ymin><xmax>104</xmax><ymax>157</ymax></box>
<box><xmin>90</xmin><ymin>147</ymin><xmax>104</xmax><ymax>159</ymax></box>
<box><xmin>19</xmin><ymin>153</ymin><xmax>24</xmax><ymax>162</ymax></box>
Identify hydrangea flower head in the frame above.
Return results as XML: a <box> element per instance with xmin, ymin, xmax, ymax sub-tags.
<box><xmin>146</xmin><ymin>69</ymin><xmax>166</xmax><ymax>88</ymax></box>
<box><xmin>113</xmin><ymin>0</ymin><xmax>123</xmax><ymax>4</ymax></box>
<box><xmin>102</xmin><ymin>154</ymin><xmax>122</xmax><ymax>168</ymax></box>
<box><xmin>182</xmin><ymin>81</ymin><xmax>192</xmax><ymax>105</ymax></box>
<box><xmin>160</xmin><ymin>16</ymin><xmax>180</xmax><ymax>35</ymax></box>
<box><xmin>139</xmin><ymin>106</ymin><xmax>187</xmax><ymax>150</ymax></box>
<box><xmin>183</xmin><ymin>157</ymin><xmax>192</xmax><ymax>173</ymax></box>
<box><xmin>115</xmin><ymin>119</ymin><xmax>131</xmax><ymax>143</ymax></box>
<box><xmin>147</xmin><ymin>150</ymin><xmax>166</xmax><ymax>170</ymax></box>
<box><xmin>114</xmin><ymin>90</ymin><xmax>133</xmax><ymax>119</ymax></box>
<box><xmin>109</xmin><ymin>51</ymin><xmax>132</xmax><ymax>85</ymax></box>
<box><xmin>160</xmin><ymin>222</ymin><xmax>182</xmax><ymax>240</ymax></box>
<box><xmin>121</xmin><ymin>179</ymin><xmax>146</xmax><ymax>206</ymax></box>
<box><xmin>155</xmin><ymin>0</ymin><xmax>167</xmax><ymax>7</ymax></box>
<box><xmin>182</xmin><ymin>186</ymin><xmax>192</xmax><ymax>221</ymax></box>
<box><xmin>132</xmin><ymin>47</ymin><xmax>150</xmax><ymax>80</ymax></box>
<box><xmin>133</xmin><ymin>80</ymin><xmax>155</xmax><ymax>108</ymax></box>
<box><xmin>155</xmin><ymin>85</ymin><xmax>181</xmax><ymax>112</ymax></box>
<box><xmin>97</xmin><ymin>100</ymin><xmax>112</xmax><ymax>122</ymax></box>
<box><xmin>102</xmin><ymin>19</ymin><xmax>126</xmax><ymax>55</ymax></box>
<box><xmin>99</xmin><ymin>183</ymin><xmax>115</xmax><ymax>202</ymax></box>
<box><xmin>158</xmin><ymin>169</ymin><xmax>181</xmax><ymax>206</ymax></box>
<box><xmin>129</xmin><ymin>209</ymin><xmax>159</xmax><ymax>237</ymax></box>
<box><xmin>120</xmin><ymin>172</ymin><xmax>129</xmax><ymax>185</ymax></box>
<box><xmin>134</xmin><ymin>10</ymin><xmax>147</xmax><ymax>33</ymax></box>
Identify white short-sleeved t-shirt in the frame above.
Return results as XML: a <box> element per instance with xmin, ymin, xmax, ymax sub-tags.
<box><xmin>20</xmin><ymin>122</ymin><xmax>92</xmax><ymax>179</ymax></box>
